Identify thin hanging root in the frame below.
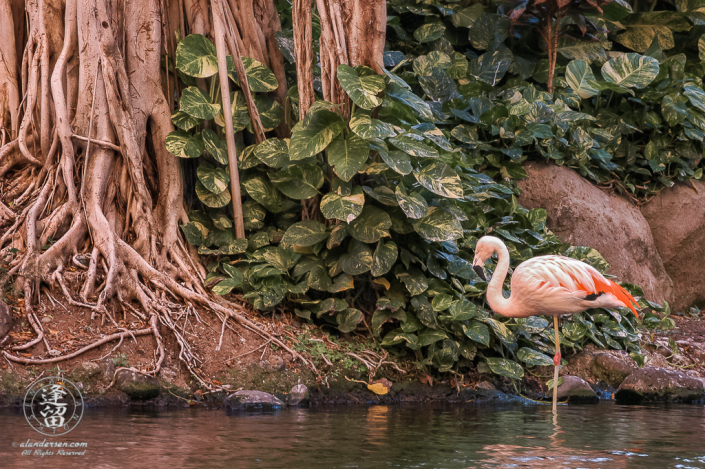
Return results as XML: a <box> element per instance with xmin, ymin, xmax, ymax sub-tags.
<box><xmin>216</xmin><ymin>314</ymin><xmax>227</xmax><ymax>351</ymax></box>
<box><xmin>54</xmin><ymin>271</ymin><xmax>101</xmax><ymax>313</ymax></box>
<box><xmin>12</xmin><ymin>281</ymin><xmax>44</xmax><ymax>351</ymax></box>
<box><xmin>3</xmin><ymin>328</ymin><xmax>153</xmax><ymax>364</ymax></box>
<box><xmin>150</xmin><ymin>313</ymin><xmax>165</xmax><ymax>374</ymax></box>
<box><xmin>1</xmin><ymin>0</ymin><xmax>319</xmax><ymax>391</ymax></box>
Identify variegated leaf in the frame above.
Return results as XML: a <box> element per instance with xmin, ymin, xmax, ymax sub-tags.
<box><xmin>328</xmin><ymin>132</ymin><xmax>370</xmax><ymax>182</ymax></box>
<box><xmin>175</xmin><ymin>34</ymin><xmax>218</xmax><ymax>78</ymax></box>
<box><xmin>268</xmin><ymin>164</ymin><xmax>324</xmax><ymax>200</ymax></box>
<box><xmin>395</xmin><ymin>185</ymin><xmax>428</xmax><ymax>219</ymax></box>
<box><xmin>197</xmin><ymin>162</ymin><xmax>229</xmax><ymax>194</ymax></box>
<box><xmin>601</xmin><ymin>53</ymin><xmax>659</xmax><ymax>89</ymax></box>
<box><xmin>180</xmin><ymin>87</ymin><xmax>221</xmax><ymax>120</ymax></box>
<box><xmin>165</xmin><ymin>131</ymin><xmax>204</xmax><ymax>159</ymax></box>
<box><xmin>370</xmin><ymin>241</ymin><xmax>398</xmax><ymax>277</ymax></box>
<box><xmin>195</xmin><ymin>180</ymin><xmax>231</xmax><ymax>208</ymax></box>
<box><xmin>254</xmin><ymin>138</ymin><xmax>289</xmax><ymax>168</ymax></box>
<box><xmin>337</xmin><ymin>64</ymin><xmax>385</xmax><ymax>110</ymax></box>
<box><xmin>348</xmin><ymin>206</ymin><xmax>392</xmax><ymax>243</ymax></box>
<box><xmin>227</xmin><ymin>56</ymin><xmax>279</xmax><ymax>93</ymax></box>
<box><xmin>414</xmin><ymin>161</ymin><xmax>464</xmax><ymax>199</ymax></box>
<box><xmin>413</xmin><ymin>208</ymin><xmax>463</xmax><ymax>242</ymax></box>
<box><xmin>290</xmin><ymin>108</ymin><xmax>346</xmax><ymax>160</ymax></box>
<box><xmin>565</xmin><ymin>60</ymin><xmax>600</xmax><ymax>99</ymax></box>
<box><xmin>282</xmin><ymin>220</ymin><xmax>329</xmax><ymax>246</ymax></box>
<box><xmin>202</xmin><ymin>129</ymin><xmax>228</xmax><ymax>165</ymax></box>
<box><xmin>171</xmin><ymin>110</ymin><xmax>202</xmax><ymax>131</ymax></box>
<box><xmin>320</xmin><ymin>186</ymin><xmax>365</xmax><ymax>223</ymax></box>
<box><xmin>242</xmin><ymin>176</ymin><xmax>282</xmax><ymax>213</ymax></box>
<box><xmin>389</xmin><ymin>135</ymin><xmax>439</xmax><ymax>158</ymax></box>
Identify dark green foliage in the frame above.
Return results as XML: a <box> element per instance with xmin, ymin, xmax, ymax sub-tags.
<box><xmin>167</xmin><ymin>0</ymin><xmax>703</xmax><ymax>379</ymax></box>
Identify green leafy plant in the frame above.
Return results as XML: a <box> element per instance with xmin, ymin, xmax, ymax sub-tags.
<box><xmin>113</xmin><ymin>353</ymin><xmax>130</xmax><ymax>368</ymax></box>
<box><xmin>507</xmin><ymin>0</ymin><xmax>618</xmax><ymax>93</ymax></box>
<box><xmin>166</xmin><ymin>0</ymin><xmax>705</xmax><ymax>380</ymax></box>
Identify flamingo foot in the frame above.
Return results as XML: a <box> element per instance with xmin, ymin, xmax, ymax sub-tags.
<box><xmin>553</xmin><ymin>352</ymin><xmax>561</xmax><ymax>367</ymax></box>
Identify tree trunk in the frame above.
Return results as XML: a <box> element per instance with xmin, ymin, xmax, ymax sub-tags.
<box><xmin>0</xmin><ymin>0</ymin><xmax>294</xmax><ymax>385</ymax></box>
<box><xmin>0</xmin><ymin>0</ymin><xmax>383</xmax><ymax>383</ymax></box>
<box><xmin>296</xmin><ymin>0</ymin><xmax>386</xmax><ymax>222</ymax></box>
<box><xmin>315</xmin><ymin>0</ymin><xmax>386</xmax><ymax>117</ymax></box>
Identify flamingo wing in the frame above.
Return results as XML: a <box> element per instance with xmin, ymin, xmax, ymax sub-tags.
<box><xmin>513</xmin><ymin>255</ymin><xmax>639</xmax><ymax>316</ymax></box>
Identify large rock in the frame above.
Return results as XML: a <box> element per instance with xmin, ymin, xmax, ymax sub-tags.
<box><xmin>115</xmin><ymin>370</ymin><xmax>160</xmax><ymax>400</ymax></box>
<box><xmin>640</xmin><ymin>180</ymin><xmax>705</xmax><ymax>312</ymax></box>
<box><xmin>288</xmin><ymin>384</ymin><xmax>309</xmax><ymax>406</ymax></box>
<box><xmin>615</xmin><ymin>367</ymin><xmax>705</xmax><ymax>403</ymax></box>
<box><xmin>518</xmin><ymin>162</ymin><xmax>673</xmax><ymax>303</ymax></box>
<box><xmin>68</xmin><ymin>362</ymin><xmax>103</xmax><ymax>384</ymax></box>
<box><xmin>556</xmin><ymin>376</ymin><xmax>599</xmax><ymax>403</ymax></box>
<box><xmin>224</xmin><ymin>390</ymin><xmax>285</xmax><ymax>411</ymax></box>
<box><xmin>0</xmin><ymin>301</ymin><xmax>11</xmax><ymax>340</ymax></box>
<box><xmin>591</xmin><ymin>353</ymin><xmax>636</xmax><ymax>387</ymax></box>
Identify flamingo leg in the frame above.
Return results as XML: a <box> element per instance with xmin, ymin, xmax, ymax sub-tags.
<box><xmin>552</xmin><ymin>315</ymin><xmax>561</xmax><ymax>413</ymax></box>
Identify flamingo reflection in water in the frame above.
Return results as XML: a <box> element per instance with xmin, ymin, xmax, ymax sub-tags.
<box><xmin>474</xmin><ymin>414</ymin><xmax>633</xmax><ymax>468</ymax></box>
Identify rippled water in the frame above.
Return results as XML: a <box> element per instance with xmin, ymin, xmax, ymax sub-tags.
<box><xmin>1</xmin><ymin>402</ymin><xmax>705</xmax><ymax>468</ymax></box>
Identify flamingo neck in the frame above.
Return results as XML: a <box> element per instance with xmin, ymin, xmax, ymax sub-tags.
<box><xmin>485</xmin><ymin>239</ymin><xmax>517</xmax><ymax>317</ymax></box>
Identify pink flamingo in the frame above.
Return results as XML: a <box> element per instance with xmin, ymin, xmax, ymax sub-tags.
<box><xmin>471</xmin><ymin>236</ymin><xmax>639</xmax><ymax>411</ymax></box>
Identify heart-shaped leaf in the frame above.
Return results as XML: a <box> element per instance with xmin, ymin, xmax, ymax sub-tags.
<box><xmin>227</xmin><ymin>56</ymin><xmax>279</xmax><ymax>93</ymax></box>
<box><xmin>348</xmin><ymin>206</ymin><xmax>392</xmax><ymax>243</ymax></box>
<box><xmin>485</xmin><ymin>357</ymin><xmax>524</xmax><ymax>379</ymax></box>
<box><xmin>242</xmin><ymin>176</ymin><xmax>282</xmax><ymax>213</ymax></box>
<box><xmin>337</xmin><ymin>64</ymin><xmax>386</xmax><ymax>110</ymax></box>
<box><xmin>328</xmin><ymin>132</ymin><xmax>370</xmax><ymax>182</ymax></box>
<box><xmin>269</xmin><ymin>164</ymin><xmax>324</xmax><ymax>200</ymax></box>
<box><xmin>254</xmin><ymin>138</ymin><xmax>289</xmax><ymax>168</ymax></box>
<box><xmin>414</xmin><ymin>161</ymin><xmax>463</xmax><ymax>199</ymax></box>
<box><xmin>171</xmin><ymin>110</ymin><xmax>202</xmax><ymax>131</ymax></box>
<box><xmin>195</xmin><ymin>180</ymin><xmax>231</xmax><ymax>208</ymax></box>
<box><xmin>197</xmin><ymin>162</ymin><xmax>229</xmax><ymax>194</ymax></box>
<box><xmin>202</xmin><ymin>129</ymin><xmax>228</xmax><ymax>165</ymax></box>
<box><xmin>601</xmin><ymin>53</ymin><xmax>659</xmax><ymax>89</ymax></box>
<box><xmin>320</xmin><ymin>186</ymin><xmax>365</xmax><ymax>223</ymax></box>
<box><xmin>395</xmin><ymin>185</ymin><xmax>428</xmax><ymax>219</ymax></box>
<box><xmin>282</xmin><ymin>220</ymin><xmax>329</xmax><ymax>246</ymax></box>
<box><xmin>414</xmin><ymin>209</ymin><xmax>463</xmax><ymax>242</ymax></box>
<box><xmin>370</xmin><ymin>241</ymin><xmax>398</xmax><ymax>277</ymax></box>
<box><xmin>179</xmin><ymin>87</ymin><xmax>221</xmax><ymax>120</ymax></box>
<box><xmin>166</xmin><ymin>131</ymin><xmax>204</xmax><ymax>159</ymax></box>
<box><xmin>176</xmin><ymin>34</ymin><xmax>218</xmax><ymax>78</ymax></box>
<box><xmin>290</xmin><ymin>108</ymin><xmax>346</xmax><ymax>160</ymax></box>
<box><xmin>565</xmin><ymin>60</ymin><xmax>599</xmax><ymax>99</ymax></box>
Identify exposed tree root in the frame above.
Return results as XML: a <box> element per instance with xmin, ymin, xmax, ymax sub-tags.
<box><xmin>0</xmin><ymin>0</ymin><xmax>311</xmax><ymax>390</ymax></box>
<box><xmin>3</xmin><ymin>328</ymin><xmax>154</xmax><ymax>365</ymax></box>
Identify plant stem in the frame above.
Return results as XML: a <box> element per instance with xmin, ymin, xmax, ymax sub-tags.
<box><xmin>212</xmin><ymin>0</ymin><xmax>245</xmax><ymax>238</ymax></box>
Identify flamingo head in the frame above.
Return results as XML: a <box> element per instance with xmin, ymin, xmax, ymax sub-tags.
<box><xmin>472</xmin><ymin>236</ymin><xmax>502</xmax><ymax>281</ymax></box>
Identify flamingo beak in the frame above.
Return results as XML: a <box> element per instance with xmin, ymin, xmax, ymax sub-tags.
<box><xmin>472</xmin><ymin>262</ymin><xmax>486</xmax><ymax>281</ymax></box>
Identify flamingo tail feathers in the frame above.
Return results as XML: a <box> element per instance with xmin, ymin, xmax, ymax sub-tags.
<box><xmin>605</xmin><ymin>280</ymin><xmax>639</xmax><ymax>317</ymax></box>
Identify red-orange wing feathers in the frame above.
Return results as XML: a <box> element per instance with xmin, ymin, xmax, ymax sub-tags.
<box><xmin>523</xmin><ymin>256</ymin><xmax>640</xmax><ymax>317</ymax></box>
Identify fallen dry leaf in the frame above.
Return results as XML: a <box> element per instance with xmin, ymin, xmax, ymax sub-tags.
<box><xmin>419</xmin><ymin>374</ymin><xmax>433</xmax><ymax>387</ymax></box>
<box><xmin>367</xmin><ymin>383</ymin><xmax>389</xmax><ymax>395</ymax></box>
<box><xmin>367</xmin><ymin>378</ymin><xmax>393</xmax><ymax>395</ymax></box>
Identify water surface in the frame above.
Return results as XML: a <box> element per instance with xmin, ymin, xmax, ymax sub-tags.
<box><xmin>1</xmin><ymin>402</ymin><xmax>704</xmax><ymax>468</ymax></box>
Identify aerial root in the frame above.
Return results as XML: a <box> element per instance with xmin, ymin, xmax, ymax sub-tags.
<box><xmin>3</xmin><ymin>327</ymin><xmax>154</xmax><ymax>364</ymax></box>
<box><xmin>349</xmin><ymin>350</ymin><xmax>407</xmax><ymax>376</ymax></box>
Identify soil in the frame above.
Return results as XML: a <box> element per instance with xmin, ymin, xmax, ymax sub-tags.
<box><xmin>1</xmin><ymin>281</ymin><xmax>703</xmax><ymax>408</ymax></box>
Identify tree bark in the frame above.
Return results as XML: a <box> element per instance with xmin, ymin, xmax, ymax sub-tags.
<box><xmin>315</xmin><ymin>0</ymin><xmax>386</xmax><ymax>117</ymax></box>
<box><xmin>293</xmin><ymin>0</ymin><xmax>314</xmax><ymax>120</ymax></box>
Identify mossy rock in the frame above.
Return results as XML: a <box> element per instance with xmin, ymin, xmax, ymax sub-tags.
<box><xmin>116</xmin><ymin>370</ymin><xmax>160</xmax><ymax>400</ymax></box>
